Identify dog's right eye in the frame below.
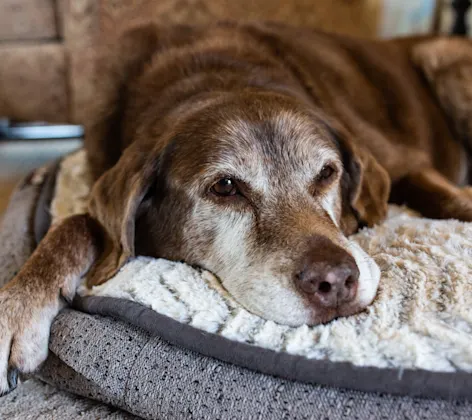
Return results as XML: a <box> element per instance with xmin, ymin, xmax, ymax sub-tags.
<box><xmin>211</xmin><ymin>178</ymin><xmax>239</xmax><ymax>197</ymax></box>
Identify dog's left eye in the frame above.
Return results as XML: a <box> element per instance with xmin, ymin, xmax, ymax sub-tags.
<box><xmin>211</xmin><ymin>178</ymin><xmax>239</xmax><ymax>196</ymax></box>
<box><xmin>317</xmin><ymin>165</ymin><xmax>335</xmax><ymax>183</ymax></box>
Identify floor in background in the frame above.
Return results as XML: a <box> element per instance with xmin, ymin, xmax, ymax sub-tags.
<box><xmin>0</xmin><ymin>139</ymin><xmax>82</xmax><ymax>214</ymax></box>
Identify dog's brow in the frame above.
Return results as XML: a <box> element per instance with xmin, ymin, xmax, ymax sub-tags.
<box><xmin>203</xmin><ymin>154</ymin><xmax>269</xmax><ymax>193</ymax></box>
<box><xmin>211</xmin><ymin>115</ymin><xmax>340</xmax><ymax>193</ymax></box>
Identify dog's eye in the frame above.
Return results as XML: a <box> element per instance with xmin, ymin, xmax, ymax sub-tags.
<box><xmin>317</xmin><ymin>165</ymin><xmax>335</xmax><ymax>183</ymax></box>
<box><xmin>211</xmin><ymin>178</ymin><xmax>239</xmax><ymax>196</ymax></box>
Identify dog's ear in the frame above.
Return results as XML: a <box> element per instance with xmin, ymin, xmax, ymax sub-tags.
<box><xmin>412</xmin><ymin>38</ymin><xmax>472</xmax><ymax>151</ymax></box>
<box><xmin>81</xmin><ymin>23</ymin><xmax>165</xmax><ymax>286</ymax></box>
<box><xmin>86</xmin><ymin>144</ymin><xmax>160</xmax><ymax>287</ymax></box>
<box><xmin>83</xmin><ymin>22</ymin><xmax>199</xmax><ymax>286</ymax></box>
<box><xmin>334</xmin><ymin>128</ymin><xmax>391</xmax><ymax>235</ymax></box>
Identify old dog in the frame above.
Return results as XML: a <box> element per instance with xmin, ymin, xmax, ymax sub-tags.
<box><xmin>1</xmin><ymin>21</ymin><xmax>472</xmax><ymax>395</ymax></box>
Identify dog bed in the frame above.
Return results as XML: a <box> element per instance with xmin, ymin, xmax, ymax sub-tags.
<box><xmin>1</xmin><ymin>151</ymin><xmax>471</xmax><ymax>420</ymax></box>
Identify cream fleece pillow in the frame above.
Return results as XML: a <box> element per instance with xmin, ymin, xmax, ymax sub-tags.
<box><xmin>53</xmin><ymin>150</ymin><xmax>472</xmax><ymax>373</ymax></box>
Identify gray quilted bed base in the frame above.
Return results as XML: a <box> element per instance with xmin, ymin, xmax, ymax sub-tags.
<box><xmin>1</xmin><ymin>165</ymin><xmax>471</xmax><ymax>420</ymax></box>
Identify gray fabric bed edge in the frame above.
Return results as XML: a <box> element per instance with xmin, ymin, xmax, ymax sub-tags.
<box><xmin>1</xmin><ymin>162</ymin><xmax>471</xmax><ymax>420</ymax></box>
<box><xmin>74</xmin><ymin>295</ymin><xmax>472</xmax><ymax>401</ymax></box>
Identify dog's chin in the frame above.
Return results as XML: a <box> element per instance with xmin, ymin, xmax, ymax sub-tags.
<box><xmin>245</xmin><ymin>305</ymin><xmax>363</xmax><ymax>327</ymax></box>
<box><xmin>236</xmin><ymin>295</ymin><xmax>338</xmax><ymax>327</ymax></box>
<box><xmin>230</xmin><ymin>293</ymin><xmax>315</xmax><ymax>327</ymax></box>
<box><xmin>249</xmin><ymin>297</ymin><xmax>375</xmax><ymax>327</ymax></box>
<box><xmin>215</xmin><ymin>240</ymin><xmax>381</xmax><ymax>327</ymax></box>
<box><xmin>223</xmin><ymin>275</ymin><xmax>381</xmax><ymax>328</ymax></box>
<box><xmin>307</xmin><ymin>308</ymin><xmax>338</xmax><ymax>326</ymax></box>
<box><xmin>335</xmin><ymin>302</ymin><xmax>369</xmax><ymax>320</ymax></box>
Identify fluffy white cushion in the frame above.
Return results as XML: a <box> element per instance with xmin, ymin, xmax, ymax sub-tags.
<box><xmin>54</xmin><ymin>151</ymin><xmax>472</xmax><ymax>373</ymax></box>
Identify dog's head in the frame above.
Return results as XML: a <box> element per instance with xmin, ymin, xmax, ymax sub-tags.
<box><xmin>85</xmin><ymin>24</ymin><xmax>390</xmax><ymax>326</ymax></box>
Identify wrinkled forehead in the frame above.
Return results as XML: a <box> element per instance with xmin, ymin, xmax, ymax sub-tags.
<box><xmin>169</xmin><ymin>109</ymin><xmax>340</xmax><ymax>192</ymax></box>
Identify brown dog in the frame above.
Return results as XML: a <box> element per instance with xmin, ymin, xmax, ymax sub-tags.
<box><xmin>1</xmin><ymin>21</ymin><xmax>472</xmax><ymax>395</ymax></box>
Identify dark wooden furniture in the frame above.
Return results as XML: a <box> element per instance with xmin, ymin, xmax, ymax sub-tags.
<box><xmin>452</xmin><ymin>0</ymin><xmax>471</xmax><ymax>35</ymax></box>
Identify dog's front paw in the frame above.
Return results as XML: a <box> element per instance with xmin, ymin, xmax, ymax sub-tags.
<box><xmin>463</xmin><ymin>186</ymin><xmax>472</xmax><ymax>200</ymax></box>
<box><xmin>0</xmin><ymin>278</ymin><xmax>62</xmax><ymax>396</ymax></box>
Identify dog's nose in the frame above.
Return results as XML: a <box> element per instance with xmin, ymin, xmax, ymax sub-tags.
<box><xmin>294</xmin><ymin>235</ymin><xmax>360</xmax><ymax>309</ymax></box>
<box><xmin>295</xmin><ymin>262</ymin><xmax>359</xmax><ymax>308</ymax></box>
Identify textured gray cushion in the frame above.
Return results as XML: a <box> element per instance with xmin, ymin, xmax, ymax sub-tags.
<box><xmin>1</xmin><ymin>166</ymin><xmax>471</xmax><ymax>420</ymax></box>
<box><xmin>39</xmin><ymin>310</ymin><xmax>472</xmax><ymax>420</ymax></box>
<box><xmin>74</xmin><ymin>296</ymin><xmax>472</xmax><ymax>401</ymax></box>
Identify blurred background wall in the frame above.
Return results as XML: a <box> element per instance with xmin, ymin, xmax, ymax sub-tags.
<box><xmin>0</xmin><ymin>0</ymin><xmax>466</xmax><ymax>126</ymax></box>
<box><xmin>0</xmin><ymin>0</ymin><xmax>469</xmax><ymax>213</ymax></box>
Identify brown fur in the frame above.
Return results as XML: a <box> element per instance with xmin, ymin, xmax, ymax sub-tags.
<box><xmin>84</xmin><ymin>22</ymin><xmax>472</xmax><ymax>284</ymax></box>
<box><xmin>1</xmin><ymin>21</ymin><xmax>472</xmax><ymax>395</ymax></box>
<box><xmin>0</xmin><ymin>215</ymin><xmax>102</xmax><ymax>395</ymax></box>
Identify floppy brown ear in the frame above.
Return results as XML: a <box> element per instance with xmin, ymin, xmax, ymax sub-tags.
<box><xmin>337</xmin><ymin>132</ymin><xmax>391</xmax><ymax>235</ymax></box>
<box><xmin>81</xmin><ymin>23</ymin><xmax>165</xmax><ymax>286</ymax></box>
<box><xmin>83</xmin><ymin>22</ymin><xmax>200</xmax><ymax>286</ymax></box>
<box><xmin>86</xmin><ymin>145</ymin><xmax>160</xmax><ymax>287</ymax></box>
<box><xmin>412</xmin><ymin>38</ymin><xmax>472</xmax><ymax>150</ymax></box>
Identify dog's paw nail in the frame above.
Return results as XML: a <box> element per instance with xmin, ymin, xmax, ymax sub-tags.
<box><xmin>0</xmin><ymin>389</ymin><xmax>11</xmax><ymax>398</ymax></box>
<box><xmin>7</xmin><ymin>368</ymin><xmax>18</xmax><ymax>390</ymax></box>
<box><xmin>0</xmin><ymin>368</ymin><xmax>20</xmax><ymax>397</ymax></box>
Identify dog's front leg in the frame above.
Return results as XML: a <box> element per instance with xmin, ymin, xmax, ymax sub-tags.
<box><xmin>0</xmin><ymin>214</ymin><xmax>103</xmax><ymax>396</ymax></box>
<box><xmin>391</xmin><ymin>168</ymin><xmax>472</xmax><ymax>222</ymax></box>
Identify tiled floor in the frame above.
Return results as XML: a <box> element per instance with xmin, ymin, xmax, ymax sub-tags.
<box><xmin>0</xmin><ymin>139</ymin><xmax>82</xmax><ymax>214</ymax></box>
